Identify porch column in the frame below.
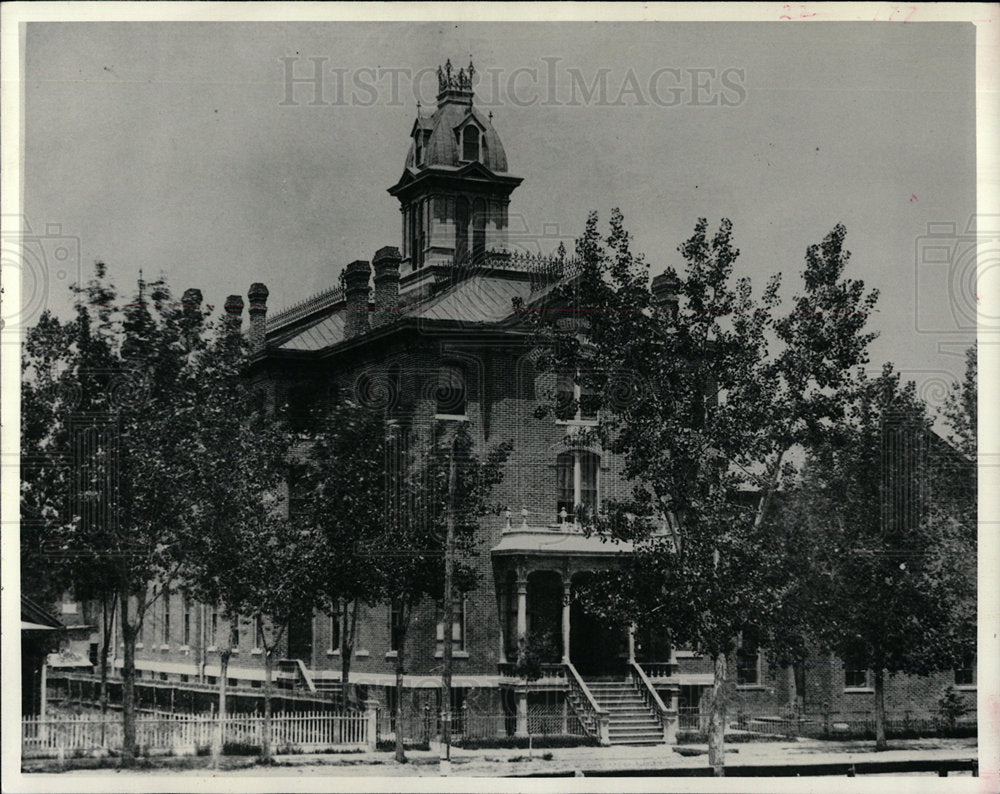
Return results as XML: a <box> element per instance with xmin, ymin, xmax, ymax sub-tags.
<box><xmin>628</xmin><ymin>623</ymin><xmax>636</xmax><ymax>664</ymax></box>
<box><xmin>515</xmin><ymin>571</ymin><xmax>528</xmax><ymax>738</ymax></box>
<box><xmin>515</xmin><ymin>574</ymin><xmax>528</xmax><ymax>651</ymax></box>
<box><xmin>561</xmin><ymin>577</ymin><xmax>571</xmax><ymax>664</ymax></box>
<box><xmin>498</xmin><ymin>584</ymin><xmax>507</xmax><ymax>665</ymax></box>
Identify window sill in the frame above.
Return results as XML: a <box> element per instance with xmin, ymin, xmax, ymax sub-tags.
<box><xmin>179</xmin><ymin>645</ymin><xmax>191</xmax><ymax>653</ymax></box>
<box><xmin>674</xmin><ymin>650</ymin><xmax>702</xmax><ymax>658</ymax></box>
<box><xmin>953</xmin><ymin>684</ymin><xmax>977</xmax><ymax>691</ymax></box>
<box><xmin>736</xmin><ymin>684</ymin><xmax>765</xmax><ymax>690</ymax></box>
<box><xmin>327</xmin><ymin>649</ymin><xmax>369</xmax><ymax>658</ymax></box>
<box><xmin>251</xmin><ymin>648</ymin><xmax>263</xmax><ymax>656</ymax></box>
<box><xmin>207</xmin><ymin>646</ymin><xmax>217</xmax><ymax>653</ymax></box>
<box><xmin>327</xmin><ymin>649</ymin><xmax>341</xmax><ymax>657</ymax></box>
<box><xmin>434</xmin><ymin>650</ymin><xmax>470</xmax><ymax>659</ymax></box>
<box><xmin>555</xmin><ymin>419</ymin><xmax>599</xmax><ymax>427</ymax></box>
<box><xmin>843</xmin><ymin>687</ymin><xmax>874</xmax><ymax>694</ymax></box>
<box><xmin>435</xmin><ymin>414</ymin><xmax>469</xmax><ymax>422</ymax></box>
<box><xmin>159</xmin><ymin>644</ymin><xmax>170</xmax><ymax>651</ymax></box>
<box><xmin>355</xmin><ymin>649</ymin><xmax>370</xmax><ymax>658</ymax></box>
<box><xmin>135</xmin><ymin>643</ymin><xmax>144</xmax><ymax>650</ymax></box>
<box><xmin>385</xmin><ymin>651</ymin><xmax>398</xmax><ymax>659</ymax></box>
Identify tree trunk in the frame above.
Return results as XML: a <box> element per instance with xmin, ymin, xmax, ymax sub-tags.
<box><xmin>214</xmin><ymin>650</ymin><xmax>230</xmax><ymax>764</ymax></box>
<box><xmin>262</xmin><ymin>647</ymin><xmax>274</xmax><ymax>762</ymax></box>
<box><xmin>394</xmin><ymin>633</ymin><xmax>406</xmax><ymax>763</ymax></box>
<box><xmin>874</xmin><ymin>667</ymin><xmax>887</xmax><ymax>750</ymax></box>
<box><xmin>120</xmin><ymin>595</ymin><xmax>137</xmax><ymax>767</ymax></box>
<box><xmin>99</xmin><ymin>592</ymin><xmax>116</xmax><ymax>718</ymax></box>
<box><xmin>708</xmin><ymin>651</ymin><xmax>727</xmax><ymax>777</ymax></box>
<box><xmin>341</xmin><ymin>600</ymin><xmax>356</xmax><ymax>684</ymax></box>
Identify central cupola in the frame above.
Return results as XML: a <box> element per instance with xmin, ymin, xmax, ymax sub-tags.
<box><xmin>388</xmin><ymin>59</ymin><xmax>523</xmax><ymax>298</ymax></box>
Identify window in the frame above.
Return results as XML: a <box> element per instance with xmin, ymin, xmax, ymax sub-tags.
<box><xmin>436</xmin><ymin>365</ymin><xmax>467</xmax><ymax>417</ymax></box>
<box><xmin>737</xmin><ymin>631</ymin><xmax>761</xmax><ymax>686</ymax></box>
<box><xmin>955</xmin><ymin>652</ymin><xmax>975</xmax><ymax>686</ymax></box>
<box><xmin>556</xmin><ymin>450</ymin><xmax>599</xmax><ymax>523</ymax></box>
<box><xmin>436</xmin><ymin>596</ymin><xmax>467</xmax><ymax>653</ymax></box>
<box><xmin>415</xmin><ymin>134</ymin><xmax>424</xmax><ymax>166</ymax></box>
<box><xmin>162</xmin><ymin>593</ymin><xmax>171</xmax><ymax>645</ymax></box>
<box><xmin>330</xmin><ymin>611</ymin><xmax>341</xmax><ymax>652</ymax></box>
<box><xmin>462</xmin><ymin>126</ymin><xmax>480</xmax><ymax>161</ymax></box>
<box><xmin>844</xmin><ymin>655</ymin><xmax>870</xmax><ymax>689</ymax></box>
<box><xmin>472</xmin><ymin>198</ymin><xmax>486</xmax><ymax>264</ymax></box>
<box><xmin>455</xmin><ymin>197</ymin><xmax>469</xmax><ymax>265</ymax></box>
<box><xmin>389</xmin><ymin>602</ymin><xmax>404</xmax><ymax>652</ymax></box>
<box><xmin>211</xmin><ymin>608</ymin><xmax>218</xmax><ymax>646</ymax></box>
<box><xmin>231</xmin><ymin>615</ymin><xmax>240</xmax><ymax>649</ymax></box>
<box><xmin>254</xmin><ymin>615</ymin><xmax>265</xmax><ymax>649</ymax></box>
<box><xmin>557</xmin><ymin>373</ymin><xmax>598</xmax><ymax>422</ymax></box>
<box><xmin>287</xmin><ymin>464</ymin><xmax>307</xmax><ymax>522</ymax></box>
<box><xmin>183</xmin><ymin>593</ymin><xmax>191</xmax><ymax>646</ymax></box>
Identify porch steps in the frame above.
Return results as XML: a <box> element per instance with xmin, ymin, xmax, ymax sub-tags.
<box><xmin>585</xmin><ymin>680</ymin><xmax>664</xmax><ymax>745</ymax></box>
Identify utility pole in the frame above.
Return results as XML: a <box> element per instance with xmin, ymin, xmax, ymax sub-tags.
<box><xmin>441</xmin><ymin>431</ymin><xmax>457</xmax><ymax>762</ymax></box>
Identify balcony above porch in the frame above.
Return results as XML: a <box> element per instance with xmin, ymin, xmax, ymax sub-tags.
<box><xmin>491</xmin><ymin>508</ymin><xmax>635</xmax><ymax>557</ymax></box>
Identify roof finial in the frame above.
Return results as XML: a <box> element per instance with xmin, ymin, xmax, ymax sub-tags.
<box><xmin>488</xmin><ymin>111</ymin><xmax>493</xmax><ymax>122</ymax></box>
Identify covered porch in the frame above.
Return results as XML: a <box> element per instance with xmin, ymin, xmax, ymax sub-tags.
<box><xmin>491</xmin><ymin>523</ymin><xmax>679</xmax><ymax>744</ymax></box>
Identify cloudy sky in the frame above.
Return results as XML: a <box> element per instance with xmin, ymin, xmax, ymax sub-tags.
<box><xmin>21</xmin><ymin>20</ymin><xmax>977</xmax><ymax>407</ymax></box>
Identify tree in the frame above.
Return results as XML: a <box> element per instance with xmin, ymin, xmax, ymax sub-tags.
<box><xmin>177</xmin><ymin>296</ymin><xmax>325</xmax><ymax>763</ymax></box>
<box><xmin>295</xmin><ymin>396</ymin><xmax>391</xmax><ymax>694</ymax></box>
<box><xmin>530</xmin><ymin>211</ymin><xmax>880</xmax><ymax>774</ymax></box>
<box><xmin>784</xmin><ymin>366</ymin><xmax>976</xmax><ymax>750</ymax></box>
<box><xmin>21</xmin><ymin>266</ymin><xmax>218</xmax><ymax>765</ymax></box>
<box><xmin>370</xmin><ymin>421</ymin><xmax>511</xmax><ymax>763</ymax></box>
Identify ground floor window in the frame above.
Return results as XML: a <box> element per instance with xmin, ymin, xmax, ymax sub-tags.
<box><xmin>955</xmin><ymin>652</ymin><xmax>975</xmax><ymax>686</ymax></box>
<box><xmin>844</xmin><ymin>655</ymin><xmax>870</xmax><ymax>689</ymax></box>
<box><xmin>736</xmin><ymin>630</ymin><xmax>761</xmax><ymax>686</ymax></box>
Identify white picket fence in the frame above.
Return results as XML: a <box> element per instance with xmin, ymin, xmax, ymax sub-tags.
<box><xmin>22</xmin><ymin>710</ymin><xmax>374</xmax><ymax>759</ymax></box>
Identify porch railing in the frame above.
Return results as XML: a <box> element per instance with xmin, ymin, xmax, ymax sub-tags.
<box><xmin>564</xmin><ymin>662</ymin><xmax>609</xmax><ymax>745</ymax></box>
<box><xmin>629</xmin><ymin>660</ymin><xmax>677</xmax><ymax>742</ymax></box>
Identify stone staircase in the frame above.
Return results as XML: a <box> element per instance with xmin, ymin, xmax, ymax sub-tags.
<box><xmin>585</xmin><ymin>679</ymin><xmax>665</xmax><ymax>745</ymax></box>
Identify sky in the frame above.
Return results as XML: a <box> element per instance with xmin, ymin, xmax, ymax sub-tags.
<box><xmin>21</xmin><ymin>20</ymin><xmax>978</xmax><ymax>411</ymax></box>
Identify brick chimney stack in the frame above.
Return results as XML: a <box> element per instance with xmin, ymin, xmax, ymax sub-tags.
<box><xmin>372</xmin><ymin>246</ymin><xmax>402</xmax><ymax>329</ymax></box>
<box><xmin>224</xmin><ymin>294</ymin><xmax>244</xmax><ymax>335</ymax></box>
<box><xmin>248</xmin><ymin>283</ymin><xmax>269</xmax><ymax>354</ymax></box>
<box><xmin>343</xmin><ymin>260</ymin><xmax>372</xmax><ymax>338</ymax></box>
<box><xmin>651</xmin><ymin>269</ymin><xmax>681</xmax><ymax>319</ymax></box>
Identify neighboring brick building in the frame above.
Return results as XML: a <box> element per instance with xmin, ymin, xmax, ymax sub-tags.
<box><xmin>110</xmin><ymin>59</ymin><xmax>974</xmax><ymax>744</ymax></box>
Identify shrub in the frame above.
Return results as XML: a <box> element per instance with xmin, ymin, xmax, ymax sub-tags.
<box><xmin>375</xmin><ymin>739</ymin><xmax>429</xmax><ymax>752</ymax></box>
<box><xmin>222</xmin><ymin>742</ymin><xmax>261</xmax><ymax>756</ymax></box>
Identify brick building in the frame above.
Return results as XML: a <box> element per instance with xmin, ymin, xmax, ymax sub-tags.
<box><xmin>111</xmin><ymin>59</ymin><xmax>975</xmax><ymax>744</ymax></box>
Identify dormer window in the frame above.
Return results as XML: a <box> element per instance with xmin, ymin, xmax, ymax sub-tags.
<box><xmin>415</xmin><ymin>134</ymin><xmax>424</xmax><ymax>166</ymax></box>
<box><xmin>462</xmin><ymin>126</ymin><xmax>480</xmax><ymax>162</ymax></box>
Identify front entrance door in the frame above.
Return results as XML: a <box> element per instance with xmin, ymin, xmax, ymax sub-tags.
<box><xmin>286</xmin><ymin>613</ymin><xmax>313</xmax><ymax>663</ymax></box>
<box><xmin>569</xmin><ymin>581</ymin><xmax>626</xmax><ymax>676</ymax></box>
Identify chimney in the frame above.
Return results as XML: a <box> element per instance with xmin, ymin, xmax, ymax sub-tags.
<box><xmin>181</xmin><ymin>288</ymin><xmax>204</xmax><ymax>347</ymax></box>
<box><xmin>651</xmin><ymin>269</ymin><xmax>681</xmax><ymax>319</ymax></box>
<box><xmin>224</xmin><ymin>294</ymin><xmax>244</xmax><ymax>339</ymax></box>
<box><xmin>372</xmin><ymin>246</ymin><xmax>402</xmax><ymax>328</ymax></box>
<box><xmin>343</xmin><ymin>260</ymin><xmax>371</xmax><ymax>338</ymax></box>
<box><xmin>248</xmin><ymin>283</ymin><xmax>269</xmax><ymax>354</ymax></box>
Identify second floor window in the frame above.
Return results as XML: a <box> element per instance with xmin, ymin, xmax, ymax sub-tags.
<box><xmin>183</xmin><ymin>594</ymin><xmax>191</xmax><ymax>646</ymax></box>
<box><xmin>436</xmin><ymin>596</ymin><xmax>467</xmax><ymax>653</ymax></box>
<box><xmin>955</xmin><ymin>652</ymin><xmax>975</xmax><ymax>686</ymax></box>
<box><xmin>556</xmin><ymin>450</ymin><xmax>599</xmax><ymax>523</ymax></box>
<box><xmin>557</xmin><ymin>373</ymin><xmax>598</xmax><ymax>421</ymax></box>
<box><xmin>436</xmin><ymin>365</ymin><xmax>467</xmax><ymax>417</ymax></box>
<box><xmin>231</xmin><ymin>615</ymin><xmax>240</xmax><ymax>650</ymax></box>
<box><xmin>390</xmin><ymin>602</ymin><xmax>404</xmax><ymax>652</ymax></box>
<box><xmin>162</xmin><ymin>593</ymin><xmax>170</xmax><ymax>645</ymax></box>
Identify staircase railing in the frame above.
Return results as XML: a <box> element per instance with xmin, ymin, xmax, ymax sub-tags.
<box><xmin>565</xmin><ymin>662</ymin><xmax>610</xmax><ymax>745</ymax></box>
<box><xmin>280</xmin><ymin>658</ymin><xmax>317</xmax><ymax>694</ymax></box>
<box><xmin>630</xmin><ymin>661</ymin><xmax>677</xmax><ymax>743</ymax></box>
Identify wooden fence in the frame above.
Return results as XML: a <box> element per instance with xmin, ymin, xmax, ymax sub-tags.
<box><xmin>22</xmin><ymin>709</ymin><xmax>375</xmax><ymax>759</ymax></box>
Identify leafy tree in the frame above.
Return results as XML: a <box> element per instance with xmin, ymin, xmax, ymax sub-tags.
<box><xmin>369</xmin><ymin>421</ymin><xmax>511</xmax><ymax>762</ymax></box>
<box><xmin>294</xmin><ymin>396</ymin><xmax>391</xmax><ymax>693</ymax></box>
<box><xmin>784</xmin><ymin>366</ymin><xmax>976</xmax><ymax>750</ymax></box>
<box><xmin>21</xmin><ymin>266</ymin><xmax>217</xmax><ymax>765</ymax></box>
<box><xmin>177</xmin><ymin>297</ymin><xmax>325</xmax><ymax>763</ymax></box>
<box><xmin>530</xmin><ymin>211</ymin><xmax>879</xmax><ymax>774</ymax></box>
<box><xmin>940</xmin><ymin>342</ymin><xmax>976</xmax><ymax>458</ymax></box>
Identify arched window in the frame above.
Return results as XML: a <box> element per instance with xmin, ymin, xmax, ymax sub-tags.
<box><xmin>455</xmin><ymin>197</ymin><xmax>470</xmax><ymax>265</ymax></box>
<box><xmin>472</xmin><ymin>198</ymin><xmax>486</xmax><ymax>264</ymax></box>
<box><xmin>462</xmin><ymin>126</ymin><xmax>480</xmax><ymax>161</ymax></box>
<box><xmin>556</xmin><ymin>450</ymin><xmax>599</xmax><ymax>524</ymax></box>
<box><xmin>436</xmin><ymin>364</ymin><xmax>467</xmax><ymax>417</ymax></box>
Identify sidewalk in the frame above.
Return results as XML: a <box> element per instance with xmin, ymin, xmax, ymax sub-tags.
<box><xmin>259</xmin><ymin>737</ymin><xmax>978</xmax><ymax>777</ymax></box>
